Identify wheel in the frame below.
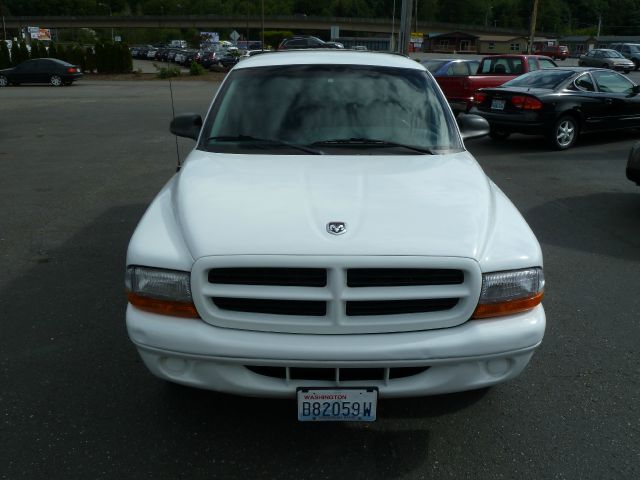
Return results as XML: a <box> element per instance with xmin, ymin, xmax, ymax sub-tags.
<box><xmin>50</xmin><ymin>75</ymin><xmax>63</xmax><ymax>86</ymax></box>
<box><xmin>549</xmin><ymin>115</ymin><xmax>579</xmax><ymax>150</ymax></box>
<box><xmin>602</xmin><ymin>63</ymin><xmax>611</xmax><ymax>69</ymax></box>
<box><xmin>634</xmin><ymin>60</ymin><xmax>640</xmax><ymax>71</ymax></box>
<box><xmin>0</xmin><ymin>75</ymin><xmax>8</xmax><ymax>87</ymax></box>
<box><xmin>624</xmin><ymin>69</ymin><xmax>631</xmax><ymax>74</ymax></box>
<box><xmin>489</xmin><ymin>128</ymin><xmax>511</xmax><ymax>140</ymax></box>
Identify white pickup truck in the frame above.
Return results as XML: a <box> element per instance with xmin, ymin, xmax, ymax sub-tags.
<box><xmin>125</xmin><ymin>51</ymin><xmax>545</xmax><ymax>421</ymax></box>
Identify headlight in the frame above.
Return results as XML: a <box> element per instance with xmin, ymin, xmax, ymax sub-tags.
<box><xmin>472</xmin><ymin>268</ymin><xmax>544</xmax><ymax>319</ymax></box>
<box><xmin>125</xmin><ymin>266</ymin><xmax>199</xmax><ymax>318</ymax></box>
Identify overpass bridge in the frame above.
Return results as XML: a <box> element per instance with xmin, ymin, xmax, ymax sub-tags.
<box><xmin>4</xmin><ymin>15</ymin><xmax>526</xmax><ymax>38</ymax></box>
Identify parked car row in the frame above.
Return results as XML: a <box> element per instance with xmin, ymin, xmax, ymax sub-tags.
<box><xmin>130</xmin><ymin>44</ymin><xmax>263</xmax><ymax>71</ymax></box>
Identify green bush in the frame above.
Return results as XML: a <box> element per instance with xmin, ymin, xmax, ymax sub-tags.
<box><xmin>189</xmin><ymin>61</ymin><xmax>205</xmax><ymax>76</ymax></box>
<box><xmin>19</xmin><ymin>42</ymin><xmax>29</xmax><ymax>63</ymax></box>
<box><xmin>0</xmin><ymin>41</ymin><xmax>10</xmax><ymax>69</ymax></box>
<box><xmin>48</xmin><ymin>42</ymin><xmax>58</xmax><ymax>59</ymax></box>
<box><xmin>30</xmin><ymin>40</ymin><xmax>41</xmax><ymax>58</ymax></box>
<box><xmin>156</xmin><ymin>65</ymin><xmax>181</xmax><ymax>79</ymax></box>
<box><xmin>10</xmin><ymin>41</ymin><xmax>20</xmax><ymax>65</ymax></box>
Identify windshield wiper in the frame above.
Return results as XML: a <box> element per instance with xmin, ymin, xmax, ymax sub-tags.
<box><xmin>310</xmin><ymin>138</ymin><xmax>436</xmax><ymax>154</ymax></box>
<box><xmin>208</xmin><ymin>135</ymin><xmax>323</xmax><ymax>155</ymax></box>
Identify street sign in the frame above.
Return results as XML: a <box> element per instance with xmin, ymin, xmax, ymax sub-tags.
<box><xmin>230</xmin><ymin>30</ymin><xmax>240</xmax><ymax>44</ymax></box>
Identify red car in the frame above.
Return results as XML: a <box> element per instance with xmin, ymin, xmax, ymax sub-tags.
<box><xmin>534</xmin><ymin>45</ymin><xmax>570</xmax><ymax>60</ymax></box>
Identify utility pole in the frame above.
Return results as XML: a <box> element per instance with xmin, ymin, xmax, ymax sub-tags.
<box><xmin>0</xmin><ymin>0</ymin><xmax>6</xmax><ymax>41</ymax></box>
<box><xmin>398</xmin><ymin>0</ymin><xmax>414</xmax><ymax>55</ymax></box>
<box><xmin>261</xmin><ymin>0</ymin><xmax>265</xmax><ymax>51</ymax></box>
<box><xmin>527</xmin><ymin>0</ymin><xmax>539</xmax><ymax>54</ymax></box>
<box><xmin>597</xmin><ymin>14</ymin><xmax>602</xmax><ymax>37</ymax></box>
<box><xmin>98</xmin><ymin>2</ymin><xmax>113</xmax><ymax>42</ymax></box>
<box><xmin>391</xmin><ymin>0</ymin><xmax>396</xmax><ymax>52</ymax></box>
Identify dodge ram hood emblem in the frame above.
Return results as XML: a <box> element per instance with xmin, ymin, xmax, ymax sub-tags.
<box><xmin>327</xmin><ymin>222</ymin><xmax>346</xmax><ymax>235</ymax></box>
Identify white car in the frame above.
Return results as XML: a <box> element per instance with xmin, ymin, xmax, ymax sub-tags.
<box><xmin>125</xmin><ymin>51</ymin><xmax>546</xmax><ymax>421</ymax></box>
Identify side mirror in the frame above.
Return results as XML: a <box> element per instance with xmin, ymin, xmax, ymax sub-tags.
<box><xmin>170</xmin><ymin>114</ymin><xmax>203</xmax><ymax>140</ymax></box>
<box><xmin>457</xmin><ymin>113</ymin><xmax>490</xmax><ymax>141</ymax></box>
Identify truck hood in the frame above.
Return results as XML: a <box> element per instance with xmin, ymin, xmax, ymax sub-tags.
<box><xmin>173</xmin><ymin>150</ymin><xmax>495</xmax><ymax>260</ymax></box>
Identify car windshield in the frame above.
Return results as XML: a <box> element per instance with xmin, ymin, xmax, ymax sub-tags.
<box><xmin>422</xmin><ymin>60</ymin><xmax>448</xmax><ymax>72</ymax></box>
<box><xmin>630</xmin><ymin>45</ymin><xmax>640</xmax><ymax>52</ymax></box>
<box><xmin>502</xmin><ymin>69</ymin><xmax>575</xmax><ymax>89</ymax></box>
<box><xmin>200</xmin><ymin>64</ymin><xmax>462</xmax><ymax>155</ymax></box>
<box><xmin>603</xmin><ymin>50</ymin><xmax>624</xmax><ymax>58</ymax></box>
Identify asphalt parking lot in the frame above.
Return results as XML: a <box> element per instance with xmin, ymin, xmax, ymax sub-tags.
<box><xmin>1</xmin><ymin>79</ymin><xmax>639</xmax><ymax>479</ymax></box>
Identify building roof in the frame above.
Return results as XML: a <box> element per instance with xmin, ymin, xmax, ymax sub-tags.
<box><xmin>478</xmin><ymin>35</ymin><xmax>527</xmax><ymax>42</ymax></box>
<box><xmin>429</xmin><ymin>31</ymin><xmax>479</xmax><ymax>39</ymax></box>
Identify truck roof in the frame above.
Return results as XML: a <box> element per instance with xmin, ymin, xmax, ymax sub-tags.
<box><xmin>234</xmin><ymin>50</ymin><xmax>425</xmax><ymax>70</ymax></box>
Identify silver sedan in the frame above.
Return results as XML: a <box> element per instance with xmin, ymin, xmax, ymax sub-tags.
<box><xmin>579</xmin><ymin>49</ymin><xmax>635</xmax><ymax>73</ymax></box>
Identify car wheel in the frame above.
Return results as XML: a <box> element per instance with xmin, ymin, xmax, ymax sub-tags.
<box><xmin>0</xmin><ymin>75</ymin><xmax>8</xmax><ymax>87</ymax></box>
<box><xmin>549</xmin><ymin>115</ymin><xmax>579</xmax><ymax>150</ymax></box>
<box><xmin>489</xmin><ymin>128</ymin><xmax>511</xmax><ymax>140</ymax></box>
<box><xmin>50</xmin><ymin>75</ymin><xmax>63</xmax><ymax>86</ymax></box>
<box><xmin>624</xmin><ymin>69</ymin><xmax>631</xmax><ymax>74</ymax></box>
<box><xmin>634</xmin><ymin>60</ymin><xmax>640</xmax><ymax>71</ymax></box>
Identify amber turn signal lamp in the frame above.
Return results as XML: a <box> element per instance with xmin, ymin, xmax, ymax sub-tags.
<box><xmin>472</xmin><ymin>291</ymin><xmax>544</xmax><ymax>319</ymax></box>
<box><xmin>127</xmin><ymin>292</ymin><xmax>200</xmax><ymax>319</ymax></box>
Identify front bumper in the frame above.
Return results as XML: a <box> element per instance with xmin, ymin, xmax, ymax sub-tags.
<box><xmin>127</xmin><ymin>304</ymin><xmax>546</xmax><ymax>398</ymax></box>
<box><xmin>470</xmin><ymin>107</ymin><xmax>551</xmax><ymax>135</ymax></box>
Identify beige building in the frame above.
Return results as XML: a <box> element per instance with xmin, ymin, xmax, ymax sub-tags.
<box><xmin>477</xmin><ymin>35</ymin><xmax>529</xmax><ymax>54</ymax></box>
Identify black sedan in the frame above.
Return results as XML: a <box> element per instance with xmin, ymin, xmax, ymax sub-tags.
<box><xmin>470</xmin><ymin>67</ymin><xmax>640</xmax><ymax>150</ymax></box>
<box><xmin>0</xmin><ymin>58</ymin><xmax>82</xmax><ymax>87</ymax></box>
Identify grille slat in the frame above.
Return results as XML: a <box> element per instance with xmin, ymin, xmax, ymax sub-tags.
<box><xmin>212</xmin><ymin>297</ymin><xmax>326</xmax><ymax>316</ymax></box>
<box><xmin>347</xmin><ymin>268</ymin><xmax>464</xmax><ymax>287</ymax></box>
<box><xmin>209</xmin><ymin>268</ymin><xmax>327</xmax><ymax>287</ymax></box>
<box><xmin>346</xmin><ymin>298</ymin><xmax>459</xmax><ymax>316</ymax></box>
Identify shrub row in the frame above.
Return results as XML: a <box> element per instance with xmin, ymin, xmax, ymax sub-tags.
<box><xmin>0</xmin><ymin>40</ymin><xmax>132</xmax><ymax>74</ymax></box>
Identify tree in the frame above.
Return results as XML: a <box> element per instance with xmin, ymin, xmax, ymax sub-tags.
<box><xmin>18</xmin><ymin>41</ymin><xmax>30</xmax><ymax>63</ymax></box>
<box><xmin>0</xmin><ymin>41</ymin><xmax>11</xmax><ymax>69</ymax></box>
<box><xmin>10</xmin><ymin>40</ymin><xmax>20</xmax><ymax>66</ymax></box>
<box><xmin>49</xmin><ymin>41</ymin><xmax>59</xmax><ymax>58</ymax></box>
<box><xmin>30</xmin><ymin>40</ymin><xmax>42</xmax><ymax>58</ymax></box>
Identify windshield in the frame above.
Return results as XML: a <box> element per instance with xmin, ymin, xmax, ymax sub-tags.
<box><xmin>630</xmin><ymin>45</ymin><xmax>640</xmax><ymax>53</ymax></box>
<box><xmin>422</xmin><ymin>60</ymin><xmax>447</xmax><ymax>72</ymax></box>
<box><xmin>502</xmin><ymin>69</ymin><xmax>575</xmax><ymax>89</ymax></box>
<box><xmin>199</xmin><ymin>64</ymin><xmax>462</xmax><ymax>155</ymax></box>
<box><xmin>603</xmin><ymin>50</ymin><xmax>624</xmax><ymax>58</ymax></box>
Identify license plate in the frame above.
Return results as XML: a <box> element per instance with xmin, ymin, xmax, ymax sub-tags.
<box><xmin>491</xmin><ymin>99</ymin><xmax>506</xmax><ymax>110</ymax></box>
<box><xmin>297</xmin><ymin>388</ymin><xmax>378</xmax><ymax>422</ymax></box>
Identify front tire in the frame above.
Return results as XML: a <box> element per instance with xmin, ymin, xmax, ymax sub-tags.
<box><xmin>0</xmin><ymin>75</ymin><xmax>8</xmax><ymax>87</ymax></box>
<box><xmin>549</xmin><ymin>115</ymin><xmax>579</xmax><ymax>150</ymax></box>
<box><xmin>50</xmin><ymin>75</ymin><xmax>63</xmax><ymax>86</ymax></box>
